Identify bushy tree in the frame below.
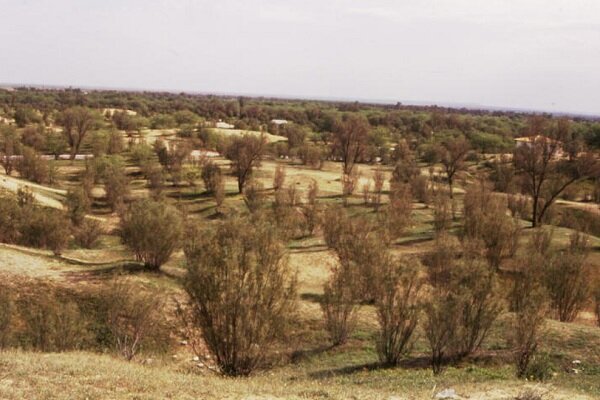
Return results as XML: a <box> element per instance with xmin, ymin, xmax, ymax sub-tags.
<box><xmin>438</xmin><ymin>136</ymin><xmax>470</xmax><ymax>198</ymax></box>
<box><xmin>225</xmin><ymin>134</ymin><xmax>265</xmax><ymax>193</ymax></box>
<box><xmin>16</xmin><ymin>146</ymin><xmax>51</xmax><ymax>184</ymax></box>
<box><xmin>57</xmin><ymin>107</ymin><xmax>100</xmax><ymax>160</ymax></box>
<box><xmin>332</xmin><ymin>114</ymin><xmax>370</xmax><ymax>174</ymax></box>
<box><xmin>0</xmin><ymin>125</ymin><xmax>19</xmax><ymax>176</ymax></box>
<box><xmin>120</xmin><ymin>199</ymin><xmax>182</xmax><ymax>270</ymax></box>
<box><xmin>184</xmin><ymin>218</ymin><xmax>297</xmax><ymax>376</ymax></box>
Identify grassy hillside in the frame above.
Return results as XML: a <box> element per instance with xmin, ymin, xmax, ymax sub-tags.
<box><xmin>0</xmin><ymin>347</ymin><xmax>598</xmax><ymax>400</ymax></box>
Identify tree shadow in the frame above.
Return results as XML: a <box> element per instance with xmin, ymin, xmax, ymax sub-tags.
<box><xmin>300</xmin><ymin>293</ymin><xmax>323</xmax><ymax>303</ymax></box>
<box><xmin>308</xmin><ymin>355</ymin><xmax>432</xmax><ymax>379</ymax></box>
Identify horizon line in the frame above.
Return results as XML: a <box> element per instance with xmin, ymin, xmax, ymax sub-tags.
<box><xmin>2</xmin><ymin>81</ymin><xmax>599</xmax><ymax>120</ymax></box>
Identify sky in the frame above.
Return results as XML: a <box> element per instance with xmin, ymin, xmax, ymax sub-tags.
<box><xmin>1</xmin><ymin>0</ymin><xmax>600</xmax><ymax>114</ymax></box>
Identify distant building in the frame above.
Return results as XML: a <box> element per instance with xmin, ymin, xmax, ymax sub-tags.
<box><xmin>270</xmin><ymin>119</ymin><xmax>288</xmax><ymax>125</ymax></box>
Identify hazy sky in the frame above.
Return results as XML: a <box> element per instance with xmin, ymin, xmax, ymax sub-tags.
<box><xmin>1</xmin><ymin>0</ymin><xmax>600</xmax><ymax>114</ymax></box>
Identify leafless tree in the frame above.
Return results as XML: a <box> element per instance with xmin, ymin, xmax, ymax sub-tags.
<box><xmin>273</xmin><ymin>164</ymin><xmax>286</xmax><ymax>191</ymax></box>
<box><xmin>0</xmin><ymin>125</ymin><xmax>18</xmax><ymax>175</ymax></box>
<box><xmin>514</xmin><ymin>121</ymin><xmax>600</xmax><ymax>227</ymax></box>
<box><xmin>57</xmin><ymin>107</ymin><xmax>99</xmax><ymax>160</ymax></box>
<box><xmin>438</xmin><ymin>136</ymin><xmax>470</xmax><ymax>198</ymax></box>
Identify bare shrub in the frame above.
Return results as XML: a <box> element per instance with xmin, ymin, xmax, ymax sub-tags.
<box><xmin>544</xmin><ymin>231</ymin><xmax>590</xmax><ymax>322</ymax></box>
<box><xmin>424</xmin><ymin>289</ymin><xmax>461</xmax><ymax>374</ymax></box>
<box><xmin>142</xmin><ymin>162</ymin><xmax>165</xmax><ymax>197</ymax></box>
<box><xmin>272</xmin><ymin>185</ymin><xmax>304</xmax><ymax>240</ymax></box>
<box><xmin>322</xmin><ymin>207</ymin><xmax>381</xmax><ymax>300</ymax></box>
<box><xmin>103</xmin><ymin>279</ymin><xmax>165</xmax><ymax>361</ymax></box>
<box><xmin>302</xmin><ymin>180</ymin><xmax>320</xmax><ymax>236</ymax></box>
<box><xmin>273</xmin><ymin>164</ymin><xmax>286</xmax><ymax>190</ymax></box>
<box><xmin>410</xmin><ymin>175</ymin><xmax>430</xmax><ymax>204</ymax></box>
<box><xmin>514</xmin><ymin>389</ymin><xmax>546</xmax><ymax>400</ymax></box>
<box><xmin>213</xmin><ymin>174</ymin><xmax>225</xmax><ymax>212</ymax></box>
<box><xmin>373</xmin><ymin>168</ymin><xmax>385</xmax><ymax>210</ymax></box>
<box><xmin>16</xmin><ymin>286</ymin><xmax>89</xmax><ymax>352</ymax></box>
<box><xmin>66</xmin><ymin>187</ymin><xmax>91</xmax><ymax>226</ymax></box>
<box><xmin>422</xmin><ymin>232</ymin><xmax>460</xmax><ymax>287</ymax></box>
<box><xmin>17</xmin><ymin>186</ymin><xmax>35</xmax><ymax>207</ymax></box>
<box><xmin>513</xmin><ymin>284</ymin><xmax>547</xmax><ymax>378</ymax></box>
<box><xmin>453</xmin><ymin>258</ymin><xmax>504</xmax><ymax>357</ymax></box>
<box><xmin>322</xmin><ymin>259</ymin><xmax>360</xmax><ymax>346</ymax></box>
<box><xmin>528</xmin><ymin>228</ymin><xmax>554</xmax><ymax>256</ymax></box>
<box><xmin>0</xmin><ymin>195</ymin><xmax>22</xmax><ymax>243</ymax></box>
<box><xmin>508</xmin><ymin>252</ymin><xmax>548</xmax><ymax>378</ymax></box>
<box><xmin>463</xmin><ymin>183</ymin><xmax>521</xmax><ymax>270</ymax></box>
<box><xmin>374</xmin><ymin>256</ymin><xmax>422</xmax><ymax>365</ymax></box>
<box><xmin>0</xmin><ymin>289</ymin><xmax>13</xmax><ymax>348</ymax></box>
<box><xmin>74</xmin><ymin>219</ymin><xmax>104</xmax><ymax>249</ymax></box>
<box><xmin>120</xmin><ymin>199</ymin><xmax>182</xmax><ymax>270</ymax></box>
<box><xmin>594</xmin><ymin>283</ymin><xmax>600</xmax><ymax>327</ymax></box>
<box><xmin>382</xmin><ymin>182</ymin><xmax>412</xmax><ymax>242</ymax></box>
<box><xmin>297</xmin><ymin>143</ymin><xmax>324</xmax><ymax>169</ymax></box>
<box><xmin>432</xmin><ymin>192</ymin><xmax>452</xmax><ymax>233</ymax></box>
<box><xmin>243</xmin><ymin>180</ymin><xmax>266</xmax><ymax>213</ymax></box>
<box><xmin>184</xmin><ymin>219</ymin><xmax>297</xmax><ymax>376</ymax></box>
<box><xmin>201</xmin><ymin>161</ymin><xmax>221</xmax><ymax>193</ymax></box>
<box><xmin>341</xmin><ymin>169</ymin><xmax>359</xmax><ymax>206</ymax></box>
<box><xmin>507</xmin><ymin>193</ymin><xmax>530</xmax><ymax>219</ymax></box>
<box><xmin>362</xmin><ymin>181</ymin><xmax>371</xmax><ymax>205</ymax></box>
<box><xmin>105</xmin><ymin>165</ymin><xmax>129</xmax><ymax>212</ymax></box>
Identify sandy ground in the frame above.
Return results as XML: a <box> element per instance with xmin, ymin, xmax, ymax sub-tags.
<box><xmin>0</xmin><ymin>172</ymin><xmax>65</xmax><ymax>209</ymax></box>
<box><xmin>209</xmin><ymin>128</ymin><xmax>287</xmax><ymax>143</ymax></box>
<box><xmin>0</xmin><ymin>245</ymin><xmax>68</xmax><ymax>279</ymax></box>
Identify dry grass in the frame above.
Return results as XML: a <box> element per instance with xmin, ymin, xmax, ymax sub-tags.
<box><xmin>0</xmin><ymin>350</ymin><xmax>597</xmax><ymax>400</ymax></box>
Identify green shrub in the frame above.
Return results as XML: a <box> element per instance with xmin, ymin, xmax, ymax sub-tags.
<box><xmin>523</xmin><ymin>353</ymin><xmax>556</xmax><ymax>382</ymax></box>
<box><xmin>102</xmin><ymin>279</ymin><xmax>167</xmax><ymax>361</ymax></box>
<box><xmin>120</xmin><ymin>199</ymin><xmax>182</xmax><ymax>270</ymax></box>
